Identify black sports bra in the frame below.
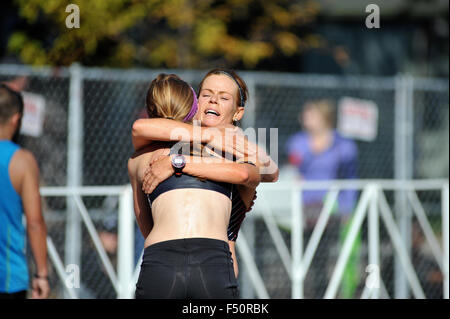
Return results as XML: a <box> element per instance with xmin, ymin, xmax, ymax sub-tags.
<box><xmin>147</xmin><ymin>172</ymin><xmax>233</xmax><ymax>204</ymax></box>
<box><xmin>146</xmin><ymin>172</ymin><xmax>254</xmax><ymax>242</ymax></box>
<box><xmin>145</xmin><ymin>141</ymin><xmax>253</xmax><ymax>242</ymax></box>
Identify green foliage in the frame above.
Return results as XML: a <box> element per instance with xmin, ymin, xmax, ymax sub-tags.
<box><xmin>9</xmin><ymin>0</ymin><xmax>322</xmax><ymax>68</ymax></box>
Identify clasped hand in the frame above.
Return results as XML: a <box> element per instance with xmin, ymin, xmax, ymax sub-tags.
<box><xmin>142</xmin><ymin>155</ymin><xmax>174</xmax><ymax>194</ymax></box>
<box><xmin>141</xmin><ymin>126</ymin><xmax>262</xmax><ymax>194</ymax></box>
<box><xmin>204</xmin><ymin>125</ymin><xmax>259</xmax><ymax>161</ymax></box>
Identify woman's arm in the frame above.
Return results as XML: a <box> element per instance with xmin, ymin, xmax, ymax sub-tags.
<box><xmin>232</xmin><ymin>131</ymin><xmax>279</xmax><ymax>183</ymax></box>
<box><xmin>204</xmin><ymin>125</ymin><xmax>279</xmax><ymax>183</ymax></box>
<box><xmin>132</xmin><ymin>118</ymin><xmax>279</xmax><ymax>182</ymax></box>
<box><xmin>132</xmin><ymin>118</ymin><xmax>210</xmax><ymax>150</ymax></box>
<box><xmin>142</xmin><ymin>155</ymin><xmax>260</xmax><ymax>195</ymax></box>
<box><xmin>128</xmin><ymin>157</ymin><xmax>153</xmax><ymax>238</ymax></box>
<box><xmin>184</xmin><ymin>156</ymin><xmax>260</xmax><ymax>188</ymax></box>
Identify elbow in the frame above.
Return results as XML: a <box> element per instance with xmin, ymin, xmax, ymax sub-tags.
<box><xmin>261</xmin><ymin>165</ymin><xmax>279</xmax><ymax>183</ymax></box>
<box><xmin>240</xmin><ymin>168</ymin><xmax>260</xmax><ymax>188</ymax></box>
<box><xmin>239</xmin><ymin>169</ymin><xmax>250</xmax><ymax>185</ymax></box>
<box><xmin>132</xmin><ymin>120</ymin><xmax>153</xmax><ymax>150</ymax></box>
<box><xmin>132</xmin><ymin>119</ymin><xmax>144</xmax><ymax>137</ymax></box>
<box><xmin>271</xmin><ymin>168</ymin><xmax>279</xmax><ymax>182</ymax></box>
<box><xmin>268</xmin><ymin>160</ymin><xmax>279</xmax><ymax>182</ymax></box>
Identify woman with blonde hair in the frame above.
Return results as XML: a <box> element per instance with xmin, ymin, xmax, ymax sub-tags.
<box><xmin>131</xmin><ymin>69</ymin><xmax>279</xmax><ymax>285</ymax></box>
<box><xmin>128</xmin><ymin>72</ymin><xmax>266</xmax><ymax>299</ymax></box>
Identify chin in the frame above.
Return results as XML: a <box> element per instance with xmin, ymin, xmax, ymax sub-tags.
<box><xmin>202</xmin><ymin>117</ymin><xmax>222</xmax><ymax>127</ymax></box>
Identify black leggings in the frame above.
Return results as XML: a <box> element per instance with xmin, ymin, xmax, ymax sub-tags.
<box><xmin>135</xmin><ymin>238</ymin><xmax>239</xmax><ymax>299</ymax></box>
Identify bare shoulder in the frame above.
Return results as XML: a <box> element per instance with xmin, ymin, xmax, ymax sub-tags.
<box><xmin>10</xmin><ymin>148</ymin><xmax>39</xmax><ymax>173</ymax></box>
<box><xmin>127</xmin><ymin>156</ymin><xmax>137</xmax><ymax>175</ymax></box>
<box><xmin>128</xmin><ymin>150</ymin><xmax>154</xmax><ymax>180</ymax></box>
<box><xmin>8</xmin><ymin>148</ymin><xmax>39</xmax><ymax>193</ymax></box>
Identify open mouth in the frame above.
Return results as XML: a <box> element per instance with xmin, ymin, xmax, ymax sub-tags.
<box><xmin>205</xmin><ymin>109</ymin><xmax>220</xmax><ymax>117</ymax></box>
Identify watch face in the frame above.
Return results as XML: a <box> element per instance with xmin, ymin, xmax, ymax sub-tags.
<box><xmin>172</xmin><ymin>155</ymin><xmax>185</xmax><ymax>169</ymax></box>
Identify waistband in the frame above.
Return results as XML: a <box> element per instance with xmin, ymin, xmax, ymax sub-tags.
<box><xmin>142</xmin><ymin>238</ymin><xmax>231</xmax><ymax>266</ymax></box>
<box><xmin>145</xmin><ymin>237</ymin><xmax>229</xmax><ymax>251</ymax></box>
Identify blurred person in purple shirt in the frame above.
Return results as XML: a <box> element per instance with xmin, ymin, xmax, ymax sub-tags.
<box><xmin>285</xmin><ymin>99</ymin><xmax>359</xmax><ymax>298</ymax></box>
<box><xmin>286</xmin><ymin>99</ymin><xmax>358</xmax><ymax>220</ymax></box>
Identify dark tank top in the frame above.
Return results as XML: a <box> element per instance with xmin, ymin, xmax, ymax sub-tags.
<box><xmin>146</xmin><ymin>141</ymin><xmax>253</xmax><ymax>241</ymax></box>
<box><xmin>147</xmin><ymin>173</ymin><xmax>233</xmax><ymax>203</ymax></box>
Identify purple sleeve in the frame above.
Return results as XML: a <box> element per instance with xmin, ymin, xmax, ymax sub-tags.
<box><xmin>285</xmin><ymin>133</ymin><xmax>299</xmax><ymax>155</ymax></box>
<box><xmin>285</xmin><ymin>132</ymin><xmax>307</xmax><ymax>167</ymax></box>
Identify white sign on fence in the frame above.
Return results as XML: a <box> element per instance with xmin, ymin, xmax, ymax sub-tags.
<box><xmin>20</xmin><ymin>92</ymin><xmax>46</xmax><ymax>137</ymax></box>
<box><xmin>337</xmin><ymin>97</ymin><xmax>379</xmax><ymax>142</ymax></box>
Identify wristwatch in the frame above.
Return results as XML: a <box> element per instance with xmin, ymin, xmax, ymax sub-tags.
<box><xmin>171</xmin><ymin>154</ymin><xmax>186</xmax><ymax>176</ymax></box>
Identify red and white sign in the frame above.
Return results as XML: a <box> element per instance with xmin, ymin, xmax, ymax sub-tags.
<box><xmin>337</xmin><ymin>97</ymin><xmax>378</xmax><ymax>142</ymax></box>
<box><xmin>19</xmin><ymin>92</ymin><xmax>46</xmax><ymax>137</ymax></box>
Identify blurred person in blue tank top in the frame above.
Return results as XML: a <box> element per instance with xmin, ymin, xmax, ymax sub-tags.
<box><xmin>0</xmin><ymin>83</ymin><xmax>49</xmax><ymax>299</ymax></box>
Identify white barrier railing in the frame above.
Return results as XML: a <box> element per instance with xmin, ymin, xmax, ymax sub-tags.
<box><xmin>39</xmin><ymin>179</ymin><xmax>449</xmax><ymax>299</ymax></box>
<box><xmin>40</xmin><ymin>185</ymin><xmax>134</xmax><ymax>299</ymax></box>
<box><xmin>246</xmin><ymin>179</ymin><xmax>449</xmax><ymax>299</ymax></box>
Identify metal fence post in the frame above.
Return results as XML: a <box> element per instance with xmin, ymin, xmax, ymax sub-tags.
<box><xmin>117</xmin><ymin>185</ymin><xmax>135</xmax><ymax>299</ymax></box>
<box><xmin>241</xmin><ymin>73</ymin><xmax>256</xmax><ymax>131</ymax></box>
<box><xmin>47</xmin><ymin>237</ymin><xmax>78</xmax><ymax>299</ymax></box>
<box><xmin>240</xmin><ymin>215</ymin><xmax>256</xmax><ymax>299</ymax></box>
<box><xmin>368</xmin><ymin>185</ymin><xmax>380</xmax><ymax>298</ymax></box>
<box><xmin>239</xmin><ymin>74</ymin><xmax>257</xmax><ymax>299</ymax></box>
<box><xmin>325</xmin><ymin>185</ymin><xmax>373</xmax><ymax>299</ymax></box>
<box><xmin>291</xmin><ymin>183</ymin><xmax>303</xmax><ymax>299</ymax></box>
<box><xmin>443</xmin><ymin>183</ymin><xmax>449</xmax><ymax>299</ymax></box>
<box><xmin>235</xmin><ymin>231</ymin><xmax>270</xmax><ymax>299</ymax></box>
<box><xmin>65</xmin><ymin>63</ymin><xmax>83</xmax><ymax>298</ymax></box>
<box><xmin>394</xmin><ymin>74</ymin><xmax>414</xmax><ymax>298</ymax></box>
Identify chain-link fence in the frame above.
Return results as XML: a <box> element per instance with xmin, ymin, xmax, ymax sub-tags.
<box><xmin>1</xmin><ymin>66</ymin><xmax>447</xmax><ymax>186</ymax></box>
<box><xmin>240</xmin><ymin>181</ymin><xmax>447</xmax><ymax>299</ymax></box>
<box><xmin>0</xmin><ymin>64</ymin><xmax>448</xmax><ymax>299</ymax></box>
<box><xmin>30</xmin><ymin>199</ymin><xmax>119</xmax><ymax>299</ymax></box>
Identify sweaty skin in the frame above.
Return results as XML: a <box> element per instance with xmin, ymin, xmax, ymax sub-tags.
<box><xmin>148</xmin><ymin>189</ymin><xmax>231</xmax><ymax>247</ymax></box>
<box><xmin>128</xmin><ymin>143</ymin><xmax>248</xmax><ymax>248</ymax></box>
<box><xmin>130</xmin><ymin>74</ymin><xmax>278</xmax><ymax>278</ymax></box>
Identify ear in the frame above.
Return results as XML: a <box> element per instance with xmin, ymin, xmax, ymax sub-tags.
<box><xmin>233</xmin><ymin>107</ymin><xmax>245</xmax><ymax>122</ymax></box>
<box><xmin>10</xmin><ymin>113</ymin><xmax>21</xmax><ymax>128</ymax></box>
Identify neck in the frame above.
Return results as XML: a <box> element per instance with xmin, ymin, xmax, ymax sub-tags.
<box><xmin>0</xmin><ymin>126</ymin><xmax>13</xmax><ymax>141</ymax></box>
<box><xmin>309</xmin><ymin>127</ymin><xmax>332</xmax><ymax>138</ymax></box>
<box><xmin>308</xmin><ymin>128</ymin><xmax>334</xmax><ymax>153</ymax></box>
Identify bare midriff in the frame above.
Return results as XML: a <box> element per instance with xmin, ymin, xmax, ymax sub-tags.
<box><xmin>145</xmin><ymin>188</ymin><xmax>231</xmax><ymax>248</ymax></box>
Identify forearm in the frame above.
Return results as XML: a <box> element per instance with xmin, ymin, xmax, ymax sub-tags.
<box><xmin>27</xmin><ymin>222</ymin><xmax>48</xmax><ymax>276</ymax></box>
<box><xmin>184</xmin><ymin>156</ymin><xmax>260</xmax><ymax>188</ymax></box>
<box><xmin>132</xmin><ymin>118</ymin><xmax>207</xmax><ymax>150</ymax></box>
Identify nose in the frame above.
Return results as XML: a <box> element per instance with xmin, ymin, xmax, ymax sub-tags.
<box><xmin>209</xmin><ymin>93</ymin><xmax>218</xmax><ymax>104</ymax></box>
